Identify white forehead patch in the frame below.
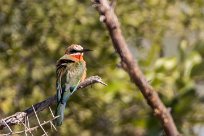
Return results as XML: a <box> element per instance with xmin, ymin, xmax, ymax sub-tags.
<box><xmin>73</xmin><ymin>45</ymin><xmax>83</xmax><ymax>51</ymax></box>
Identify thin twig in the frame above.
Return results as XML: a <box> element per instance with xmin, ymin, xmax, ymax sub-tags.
<box><xmin>32</xmin><ymin>105</ymin><xmax>48</xmax><ymax>136</ymax></box>
<box><xmin>26</xmin><ymin>116</ymin><xmax>31</xmax><ymax>133</ymax></box>
<box><xmin>20</xmin><ymin>116</ymin><xmax>32</xmax><ymax>135</ymax></box>
<box><xmin>24</xmin><ymin>116</ymin><xmax>28</xmax><ymax>136</ymax></box>
<box><xmin>2</xmin><ymin>116</ymin><xmax>59</xmax><ymax>135</ymax></box>
<box><xmin>49</xmin><ymin>107</ymin><xmax>55</xmax><ymax>118</ymax></box>
<box><xmin>49</xmin><ymin>107</ymin><xmax>57</xmax><ymax>131</ymax></box>
<box><xmin>26</xmin><ymin>116</ymin><xmax>34</xmax><ymax>136</ymax></box>
<box><xmin>49</xmin><ymin>120</ymin><xmax>57</xmax><ymax>131</ymax></box>
<box><xmin>2</xmin><ymin>119</ymin><xmax>12</xmax><ymax>133</ymax></box>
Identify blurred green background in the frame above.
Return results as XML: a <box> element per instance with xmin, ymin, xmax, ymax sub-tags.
<box><xmin>0</xmin><ymin>0</ymin><xmax>204</xmax><ymax>135</ymax></box>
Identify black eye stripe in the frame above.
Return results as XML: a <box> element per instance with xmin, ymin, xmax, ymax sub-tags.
<box><xmin>70</xmin><ymin>49</ymin><xmax>78</xmax><ymax>53</ymax></box>
<box><xmin>70</xmin><ymin>49</ymin><xmax>84</xmax><ymax>53</ymax></box>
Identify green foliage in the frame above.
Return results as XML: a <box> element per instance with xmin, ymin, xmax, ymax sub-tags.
<box><xmin>0</xmin><ymin>0</ymin><xmax>204</xmax><ymax>135</ymax></box>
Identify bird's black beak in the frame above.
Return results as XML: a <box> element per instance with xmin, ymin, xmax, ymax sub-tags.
<box><xmin>82</xmin><ymin>48</ymin><xmax>92</xmax><ymax>52</ymax></box>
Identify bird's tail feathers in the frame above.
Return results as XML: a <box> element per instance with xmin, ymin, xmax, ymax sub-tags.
<box><xmin>54</xmin><ymin>102</ymin><xmax>66</xmax><ymax>126</ymax></box>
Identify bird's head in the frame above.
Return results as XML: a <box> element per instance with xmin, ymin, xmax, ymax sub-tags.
<box><xmin>65</xmin><ymin>44</ymin><xmax>92</xmax><ymax>61</ymax></box>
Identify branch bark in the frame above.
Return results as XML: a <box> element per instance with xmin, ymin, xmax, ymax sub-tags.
<box><xmin>92</xmin><ymin>0</ymin><xmax>180</xmax><ymax>135</ymax></box>
<box><xmin>0</xmin><ymin>76</ymin><xmax>106</xmax><ymax>130</ymax></box>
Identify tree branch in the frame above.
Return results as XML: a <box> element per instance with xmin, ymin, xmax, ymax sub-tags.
<box><xmin>92</xmin><ymin>0</ymin><xmax>180</xmax><ymax>135</ymax></box>
<box><xmin>0</xmin><ymin>76</ymin><xmax>106</xmax><ymax>130</ymax></box>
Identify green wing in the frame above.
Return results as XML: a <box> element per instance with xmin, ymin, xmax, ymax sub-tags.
<box><xmin>55</xmin><ymin>55</ymin><xmax>74</xmax><ymax>126</ymax></box>
<box><xmin>56</xmin><ymin>54</ymin><xmax>74</xmax><ymax>103</ymax></box>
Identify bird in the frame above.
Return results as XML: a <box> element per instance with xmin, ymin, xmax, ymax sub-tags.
<box><xmin>54</xmin><ymin>44</ymin><xmax>91</xmax><ymax>126</ymax></box>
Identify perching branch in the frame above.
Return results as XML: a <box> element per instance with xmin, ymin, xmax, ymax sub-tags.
<box><xmin>0</xmin><ymin>76</ymin><xmax>106</xmax><ymax>130</ymax></box>
<box><xmin>2</xmin><ymin>106</ymin><xmax>59</xmax><ymax>136</ymax></box>
<box><xmin>92</xmin><ymin>0</ymin><xmax>180</xmax><ymax>136</ymax></box>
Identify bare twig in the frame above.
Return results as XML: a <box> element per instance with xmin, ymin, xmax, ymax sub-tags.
<box><xmin>24</xmin><ymin>117</ymin><xmax>28</xmax><ymax>136</ymax></box>
<box><xmin>0</xmin><ymin>76</ymin><xmax>106</xmax><ymax>130</ymax></box>
<box><xmin>50</xmin><ymin>120</ymin><xmax>57</xmax><ymax>131</ymax></box>
<box><xmin>2</xmin><ymin>116</ymin><xmax>59</xmax><ymax>136</ymax></box>
<box><xmin>32</xmin><ymin>105</ymin><xmax>48</xmax><ymax>136</ymax></box>
<box><xmin>49</xmin><ymin>107</ymin><xmax>57</xmax><ymax>131</ymax></box>
<box><xmin>1</xmin><ymin>119</ymin><xmax>12</xmax><ymax>133</ymax></box>
<box><xmin>49</xmin><ymin>107</ymin><xmax>55</xmax><ymax>118</ymax></box>
<box><xmin>20</xmin><ymin>116</ymin><xmax>33</xmax><ymax>135</ymax></box>
<box><xmin>26</xmin><ymin>116</ymin><xmax>31</xmax><ymax>133</ymax></box>
<box><xmin>92</xmin><ymin>0</ymin><xmax>179</xmax><ymax>136</ymax></box>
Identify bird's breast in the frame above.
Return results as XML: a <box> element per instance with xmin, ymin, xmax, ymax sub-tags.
<box><xmin>66</xmin><ymin>61</ymin><xmax>86</xmax><ymax>85</ymax></box>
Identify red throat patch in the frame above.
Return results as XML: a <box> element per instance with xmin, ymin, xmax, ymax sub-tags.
<box><xmin>71</xmin><ymin>54</ymin><xmax>84</xmax><ymax>61</ymax></box>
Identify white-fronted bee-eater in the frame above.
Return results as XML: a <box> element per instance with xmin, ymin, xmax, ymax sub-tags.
<box><xmin>54</xmin><ymin>44</ymin><xmax>91</xmax><ymax>126</ymax></box>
